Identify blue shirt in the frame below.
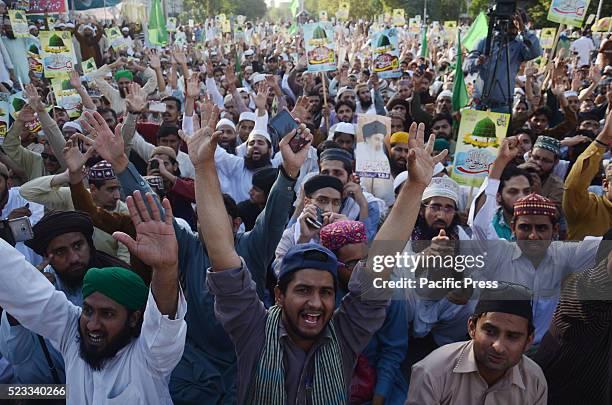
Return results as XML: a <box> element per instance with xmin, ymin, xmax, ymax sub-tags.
<box><xmin>465</xmin><ymin>31</ymin><xmax>541</xmax><ymax>105</ymax></box>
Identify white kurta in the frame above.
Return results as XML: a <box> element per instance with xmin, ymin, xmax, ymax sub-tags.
<box><xmin>1</xmin><ymin>187</ymin><xmax>44</xmax><ymax>265</ymax></box>
<box><xmin>0</xmin><ymin>238</ymin><xmax>187</xmax><ymax>405</ymax></box>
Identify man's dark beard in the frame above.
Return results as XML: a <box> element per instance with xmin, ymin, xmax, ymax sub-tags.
<box><xmin>219</xmin><ymin>139</ymin><xmax>237</xmax><ymax>155</ymax></box>
<box><xmin>411</xmin><ymin>214</ymin><xmax>461</xmax><ymax>252</ymax></box>
<box><xmin>244</xmin><ymin>153</ymin><xmax>271</xmax><ymax>170</ymax></box>
<box><xmin>391</xmin><ymin>159</ymin><xmax>406</xmax><ymax>177</ymax></box>
<box><xmin>78</xmin><ymin>318</ymin><xmax>136</xmax><ymax>371</ymax></box>
<box><xmin>359</xmin><ymin>96</ymin><xmax>372</xmax><ymax>109</ymax></box>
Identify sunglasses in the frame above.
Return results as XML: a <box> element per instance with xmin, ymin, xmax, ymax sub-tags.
<box><xmin>40</xmin><ymin>152</ymin><xmax>58</xmax><ymax>163</ymax></box>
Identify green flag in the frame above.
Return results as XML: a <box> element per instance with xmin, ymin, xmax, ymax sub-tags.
<box><xmin>420</xmin><ymin>24</ymin><xmax>428</xmax><ymax>58</ymax></box>
<box><xmin>462</xmin><ymin>11</ymin><xmax>488</xmax><ymax>51</ymax></box>
<box><xmin>148</xmin><ymin>0</ymin><xmax>168</xmax><ymax>46</ymax></box>
<box><xmin>452</xmin><ymin>29</ymin><xmax>469</xmax><ymax>112</ymax></box>
<box><xmin>290</xmin><ymin>0</ymin><xmax>299</xmax><ymax>17</ymax></box>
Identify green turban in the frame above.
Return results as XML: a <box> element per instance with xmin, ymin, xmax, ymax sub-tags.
<box><xmin>114</xmin><ymin>69</ymin><xmax>134</xmax><ymax>82</ymax></box>
<box><xmin>82</xmin><ymin>267</ymin><xmax>148</xmax><ymax>311</ymax></box>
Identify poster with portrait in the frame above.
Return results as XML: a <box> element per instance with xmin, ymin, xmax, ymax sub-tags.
<box><xmin>372</xmin><ymin>28</ymin><xmax>400</xmax><ymax>79</ymax></box>
<box><xmin>303</xmin><ymin>22</ymin><xmax>336</xmax><ymax>72</ymax></box>
<box><xmin>451</xmin><ymin>109</ymin><xmax>510</xmax><ymax>187</ymax></box>
<box><xmin>547</xmin><ymin>0</ymin><xmax>590</xmax><ymax>27</ymax></box>
<box><xmin>51</xmin><ymin>75</ymin><xmax>81</xmax><ymax>118</ymax></box>
<box><xmin>355</xmin><ymin>114</ymin><xmax>392</xmax><ymax>179</ymax></box>
<box><xmin>39</xmin><ymin>30</ymin><xmax>77</xmax><ymax>78</ymax></box>
<box><xmin>392</xmin><ymin>9</ymin><xmax>405</xmax><ymax>26</ymax></box>
<box><xmin>336</xmin><ymin>1</ymin><xmax>349</xmax><ymax>20</ymax></box>
<box><xmin>0</xmin><ymin>93</ymin><xmax>10</xmax><ymax>141</ymax></box>
<box><xmin>8</xmin><ymin>10</ymin><xmax>29</xmax><ymax>37</ymax></box>
<box><xmin>539</xmin><ymin>28</ymin><xmax>556</xmax><ymax>49</ymax></box>
<box><xmin>167</xmin><ymin>17</ymin><xmax>177</xmax><ymax>32</ymax></box>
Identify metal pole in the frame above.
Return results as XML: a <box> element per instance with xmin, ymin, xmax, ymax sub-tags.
<box><xmin>596</xmin><ymin>0</ymin><xmax>604</xmax><ymax>22</ymax></box>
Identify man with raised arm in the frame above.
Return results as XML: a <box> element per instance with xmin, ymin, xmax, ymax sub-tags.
<box><xmin>0</xmin><ymin>191</ymin><xmax>186</xmax><ymax>404</ymax></box>
<box><xmin>189</xmin><ymin>117</ymin><xmax>446</xmax><ymax>403</ymax></box>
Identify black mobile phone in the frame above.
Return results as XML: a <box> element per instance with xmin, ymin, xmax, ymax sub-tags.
<box><xmin>305</xmin><ymin>206</ymin><xmax>324</xmax><ymax>229</ymax></box>
<box><xmin>269</xmin><ymin>109</ymin><xmax>303</xmax><ymax>152</ymax></box>
<box><xmin>149</xmin><ymin>159</ymin><xmax>159</xmax><ymax>170</ymax></box>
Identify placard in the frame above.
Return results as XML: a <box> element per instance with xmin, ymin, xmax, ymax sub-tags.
<box><xmin>372</xmin><ymin>28</ymin><xmax>400</xmax><ymax>79</ymax></box>
<box><xmin>303</xmin><ymin>22</ymin><xmax>336</xmax><ymax>72</ymax></box>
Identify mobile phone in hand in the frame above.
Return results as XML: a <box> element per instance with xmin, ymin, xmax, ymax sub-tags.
<box><xmin>305</xmin><ymin>206</ymin><xmax>324</xmax><ymax>229</ymax></box>
<box><xmin>268</xmin><ymin>109</ymin><xmax>303</xmax><ymax>152</ymax></box>
<box><xmin>149</xmin><ymin>159</ymin><xmax>159</xmax><ymax>170</ymax></box>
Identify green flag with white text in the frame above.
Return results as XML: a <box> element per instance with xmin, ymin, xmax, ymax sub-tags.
<box><xmin>452</xmin><ymin>30</ymin><xmax>469</xmax><ymax>112</ymax></box>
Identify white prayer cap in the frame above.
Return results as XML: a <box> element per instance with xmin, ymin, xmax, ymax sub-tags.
<box><xmin>333</xmin><ymin>122</ymin><xmax>356</xmax><ymax>136</ymax></box>
<box><xmin>223</xmin><ymin>94</ymin><xmax>233</xmax><ymax>104</ymax></box>
<box><xmin>63</xmin><ymin>121</ymin><xmax>82</xmax><ymax>132</ymax></box>
<box><xmin>237</xmin><ymin>87</ymin><xmax>249</xmax><ymax>93</ymax></box>
<box><xmin>83</xmin><ymin>24</ymin><xmax>94</xmax><ymax>31</ymax></box>
<box><xmin>239</xmin><ymin>111</ymin><xmax>256</xmax><ymax>122</ymax></box>
<box><xmin>55</xmin><ymin>22</ymin><xmax>66</xmax><ymax>29</ymax></box>
<box><xmin>65</xmin><ymin>22</ymin><xmax>75</xmax><ymax>28</ymax></box>
<box><xmin>335</xmin><ymin>86</ymin><xmax>356</xmax><ymax>102</ymax></box>
<box><xmin>517</xmin><ymin>75</ymin><xmax>526</xmax><ymax>83</ymax></box>
<box><xmin>244</xmin><ymin>49</ymin><xmax>254</xmax><ymax>56</ymax></box>
<box><xmin>251</xmin><ymin>73</ymin><xmax>266</xmax><ymax>85</ymax></box>
<box><xmin>247</xmin><ymin>129</ymin><xmax>271</xmax><ymax>144</ymax></box>
<box><xmin>514</xmin><ymin>87</ymin><xmax>525</xmax><ymax>96</ymax></box>
<box><xmin>564</xmin><ymin>90</ymin><xmax>578</xmax><ymax>98</ymax></box>
<box><xmin>436</xmin><ymin>89</ymin><xmax>452</xmax><ymax>101</ymax></box>
<box><xmin>433</xmin><ymin>162</ymin><xmax>445</xmax><ymax>176</ymax></box>
<box><xmin>28</xmin><ymin>25</ymin><xmax>37</xmax><ymax>31</ymax></box>
<box><xmin>422</xmin><ymin>176</ymin><xmax>459</xmax><ymax>205</ymax></box>
<box><xmin>121</xmin><ymin>27</ymin><xmax>129</xmax><ymax>32</ymax></box>
<box><xmin>216</xmin><ymin>118</ymin><xmax>236</xmax><ymax>131</ymax></box>
<box><xmin>393</xmin><ymin>171</ymin><xmax>408</xmax><ymax>193</ymax></box>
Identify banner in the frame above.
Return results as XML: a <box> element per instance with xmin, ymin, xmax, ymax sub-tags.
<box><xmin>105</xmin><ymin>27</ymin><xmax>126</xmax><ymax>50</ymax></box>
<box><xmin>167</xmin><ymin>17</ymin><xmax>177</xmax><ymax>32</ymax></box>
<box><xmin>451</xmin><ymin>109</ymin><xmax>510</xmax><ymax>187</ymax></box>
<box><xmin>51</xmin><ymin>75</ymin><xmax>81</xmax><ymax>118</ymax></box>
<box><xmin>409</xmin><ymin>18</ymin><xmax>421</xmax><ymax>34</ymax></box>
<box><xmin>81</xmin><ymin>57</ymin><xmax>97</xmax><ymax>74</ymax></box>
<box><xmin>303</xmin><ymin>22</ymin><xmax>336</xmax><ymax>72</ymax></box>
<box><xmin>539</xmin><ymin>27</ymin><xmax>556</xmax><ymax>49</ymax></box>
<box><xmin>26</xmin><ymin>38</ymin><xmax>43</xmax><ymax>79</ymax></box>
<box><xmin>0</xmin><ymin>93</ymin><xmax>9</xmax><ymax>140</ymax></box>
<box><xmin>9</xmin><ymin>91</ymin><xmax>27</xmax><ymax>119</ymax></box>
<box><xmin>27</xmin><ymin>0</ymin><xmax>67</xmax><ymax>14</ymax></box>
<box><xmin>8</xmin><ymin>10</ymin><xmax>29</xmax><ymax>37</ymax></box>
<box><xmin>73</xmin><ymin>0</ymin><xmax>120</xmax><ymax>10</ymax></box>
<box><xmin>372</xmin><ymin>28</ymin><xmax>400</xmax><ymax>79</ymax></box>
<box><xmin>355</xmin><ymin>115</ymin><xmax>391</xmax><ymax>179</ymax></box>
<box><xmin>39</xmin><ymin>30</ymin><xmax>77</xmax><ymax>78</ymax></box>
<box><xmin>547</xmin><ymin>0</ymin><xmax>591</xmax><ymax>27</ymax></box>
<box><xmin>392</xmin><ymin>9</ymin><xmax>405</xmax><ymax>26</ymax></box>
<box><xmin>336</xmin><ymin>2</ymin><xmax>349</xmax><ymax>20</ymax></box>
<box><xmin>593</xmin><ymin>17</ymin><xmax>611</xmax><ymax>32</ymax></box>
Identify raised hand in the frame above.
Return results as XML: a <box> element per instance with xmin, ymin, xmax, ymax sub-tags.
<box><xmin>185</xmin><ymin>72</ymin><xmax>201</xmax><ymax>99</ymax></box>
<box><xmin>146</xmin><ymin>48</ymin><xmax>161</xmax><ymax>69</ymax></box>
<box><xmin>62</xmin><ymin>135</ymin><xmax>94</xmax><ymax>174</ymax></box>
<box><xmin>69</xmin><ymin>70</ymin><xmax>82</xmax><ymax>90</ymax></box>
<box><xmin>81</xmin><ymin>111</ymin><xmax>126</xmax><ymax>168</ymax></box>
<box><xmin>113</xmin><ymin>191</ymin><xmax>178</xmax><ymax>270</ymax></box>
<box><xmin>254</xmin><ymin>83</ymin><xmax>270</xmax><ymax>111</ymax></box>
<box><xmin>291</xmin><ymin>96</ymin><xmax>311</xmax><ymax>122</ymax></box>
<box><xmin>23</xmin><ymin>84</ymin><xmax>45</xmax><ymax>113</ymax></box>
<box><xmin>16</xmin><ymin>105</ymin><xmax>36</xmax><ymax>123</ymax></box>
<box><xmin>178</xmin><ymin>97</ymin><xmax>220</xmax><ymax>167</ymax></box>
<box><xmin>278</xmin><ymin>123</ymin><xmax>313</xmax><ymax>178</ymax></box>
<box><xmin>173</xmin><ymin>45</ymin><xmax>187</xmax><ymax>65</ymax></box>
<box><xmin>225</xmin><ymin>64</ymin><xmax>237</xmax><ymax>92</ymax></box>
<box><xmin>125</xmin><ymin>82</ymin><xmax>147</xmax><ymax>113</ymax></box>
<box><xmin>589</xmin><ymin>66</ymin><xmax>602</xmax><ymax>84</ymax></box>
<box><xmin>497</xmin><ymin>136</ymin><xmax>520</xmax><ymax>162</ymax></box>
<box><xmin>406</xmin><ymin>122</ymin><xmax>448</xmax><ymax>188</ymax></box>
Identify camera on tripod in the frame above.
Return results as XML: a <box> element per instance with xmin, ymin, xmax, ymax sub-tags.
<box><xmin>488</xmin><ymin>0</ymin><xmax>516</xmax><ymax>22</ymax></box>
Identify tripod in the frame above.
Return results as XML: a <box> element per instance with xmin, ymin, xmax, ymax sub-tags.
<box><xmin>480</xmin><ymin>19</ymin><xmax>514</xmax><ymax>114</ymax></box>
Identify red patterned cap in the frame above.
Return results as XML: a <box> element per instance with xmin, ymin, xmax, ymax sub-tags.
<box><xmin>513</xmin><ymin>193</ymin><xmax>556</xmax><ymax>218</ymax></box>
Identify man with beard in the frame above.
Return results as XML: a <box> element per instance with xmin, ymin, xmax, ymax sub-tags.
<box><xmin>355</xmin><ymin>80</ymin><xmax>386</xmax><ymax>116</ymax></box>
<box><xmin>471</xmin><ymin>144</ymin><xmax>599</xmax><ymax>344</ymax></box>
<box><xmin>202</xmin><ymin>118</ymin><xmax>445</xmax><ymax>404</ymax></box>
<box><xmin>0</xmin><ymin>193</ymin><xmax>187</xmax><ymax>403</ymax></box>
<box><xmin>1</xmin><ymin>16</ymin><xmax>29</xmax><ymax>85</ymax></box>
<box><xmin>19</xmin><ymin>159</ymin><xmax>131</xmax><ymax>263</ymax></box>
<box><xmin>320</xmin><ymin>100</ymin><xmax>357</xmax><ymax>136</ymax></box>
<box><xmin>0</xmin><ymin>210</ymin><xmax>132</xmax><ymax>384</ymax></box>
<box><xmin>407</xmin><ymin>284</ymin><xmax>547</xmax><ymax>404</ymax></box>
<box><xmin>75</xmin><ymin>22</ymin><xmax>103</xmax><ymax>66</ymax></box>
<box><xmin>389</xmin><ymin>131</ymin><xmax>411</xmax><ymax>178</ymax></box>
<box><xmin>215</xmin><ymin>118</ymin><xmax>239</xmax><ymax>154</ymax></box>
<box><xmin>526</xmin><ymin>136</ymin><xmax>564</xmax><ymax>206</ymax></box>
<box><xmin>4</xmin><ymin>101</ymin><xmax>63</xmax><ymax>181</ymax></box>
<box><xmin>563</xmin><ymin>110</ymin><xmax>612</xmax><ymax>240</ymax></box>
<box><xmin>91</xmin><ymin>57</ymin><xmax>157</xmax><ymax>115</ymax></box>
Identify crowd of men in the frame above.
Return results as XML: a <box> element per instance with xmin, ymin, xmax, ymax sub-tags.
<box><xmin>0</xmin><ymin>4</ymin><xmax>611</xmax><ymax>405</ymax></box>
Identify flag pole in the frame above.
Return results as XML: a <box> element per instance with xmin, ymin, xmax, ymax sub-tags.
<box><xmin>321</xmin><ymin>72</ymin><xmax>329</xmax><ymax>133</ymax></box>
